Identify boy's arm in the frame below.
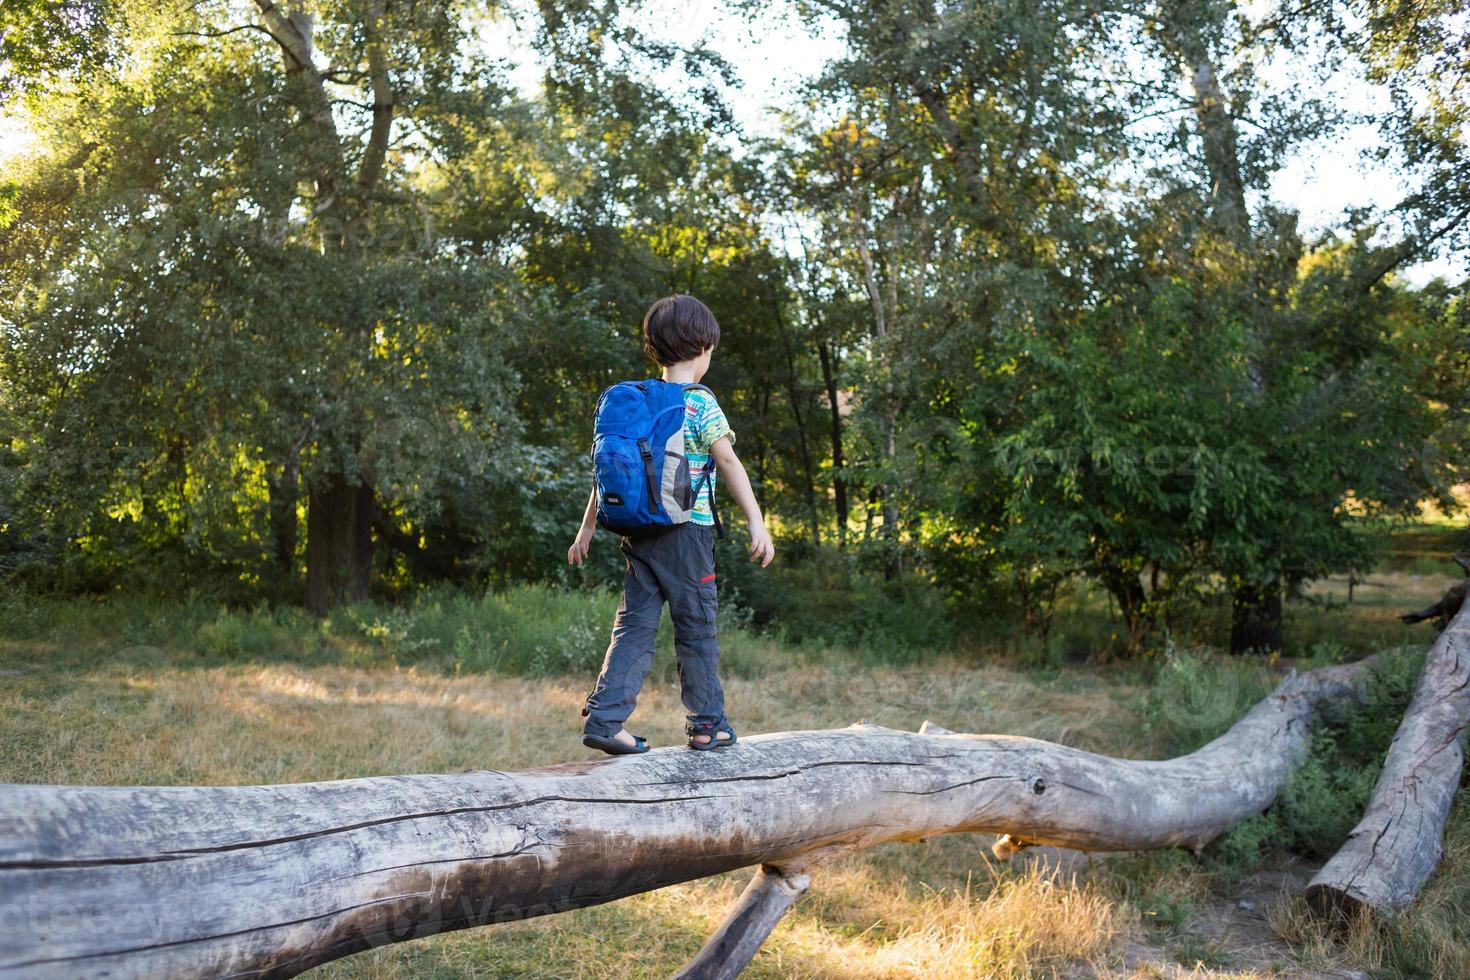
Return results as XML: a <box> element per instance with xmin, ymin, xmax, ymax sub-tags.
<box><xmin>710</xmin><ymin>435</ymin><xmax>774</xmax><ymax>567</ymax></box>
<box><xmin>568</xmin><ymin>485</ymin><xmax>598</xmax><ymax>566</ymax></box>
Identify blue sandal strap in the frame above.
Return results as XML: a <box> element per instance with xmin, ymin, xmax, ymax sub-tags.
<box><xmin>686</xmin><ymin>717</ymin><xmax>736</xmax><ymax>746</ymax></box>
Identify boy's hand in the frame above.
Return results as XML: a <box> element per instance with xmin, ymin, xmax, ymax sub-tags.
<box><xmin>567</xmin><ymin>529</ymin><xmax>593</xmax><ymax>566</ymax></box>
<box><xmin>747</xmin><ymin>525</ymin><xmax>775</xmax><ymax>567</ymax></box>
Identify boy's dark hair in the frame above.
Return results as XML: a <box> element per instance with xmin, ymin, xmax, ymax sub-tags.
<box><xmin>642</xmin><ymin>294</ymin><xmax>720</xmax><ymax>366</ymax></box>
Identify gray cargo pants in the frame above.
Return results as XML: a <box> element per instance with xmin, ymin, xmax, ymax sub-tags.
<box><xmin>581</xmin><ymin>522</ymin><xmax>727</xmax><ymax>738</ymax></box>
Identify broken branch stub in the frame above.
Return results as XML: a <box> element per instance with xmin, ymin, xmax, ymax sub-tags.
<box><xmin>1306</xmin><ymin>601</ymin><xmax>1470</xmax><ymax>919</ymax></box>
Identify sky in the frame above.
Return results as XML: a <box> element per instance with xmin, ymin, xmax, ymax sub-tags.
<box><xmin>1</xmin><ymin>1</ymin><xmax>1463</xmax><ymax>285</ymax></box>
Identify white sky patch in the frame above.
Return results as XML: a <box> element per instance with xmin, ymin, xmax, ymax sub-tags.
<box><xmin>664</xmin><ymin>2</ymin><xmax>846</xmax><ymax>146</ymax></box>
<box><xmin>0</xmin><ymin>115</ymin><xmax>35</xmax><ymax>162</ymax></box>
<box><xmin>477</xmin><ymin>0</ymin><xmax>845</xmax><ymax>151</ymax></box>
<box><xmin>472</xmin><ymin>7</ymin><xmax>544</xmax><ymax>100</ymax></box>
<box><xmin>1249</xmin><ymin>28</ymin><xmax>1466</xmax><ymax>286</ymax></box>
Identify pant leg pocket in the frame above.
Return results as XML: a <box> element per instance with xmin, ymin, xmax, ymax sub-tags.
<box><xmin>697</xmin><ymin>577</ymin><xmax>718</xmax><ymax>634</ymax></box>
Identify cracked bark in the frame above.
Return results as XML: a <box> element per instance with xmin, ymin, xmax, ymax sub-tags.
<box><xmin>0</xmin><ymin>656</ymin><xmax>1379</xmax><ymax>978</ymax></box>
<box><xmin>1306</xmin><ymin>601</ymin><xmax>1470</xmax><ymax>918</ymax></box>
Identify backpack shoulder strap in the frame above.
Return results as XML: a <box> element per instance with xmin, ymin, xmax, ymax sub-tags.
<box><xmin>680</xmin><ymin>384</ymin><xmax>726</xmax><ymax>539</ymax></box>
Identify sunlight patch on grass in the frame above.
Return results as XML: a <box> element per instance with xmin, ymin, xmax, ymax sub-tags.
<box><xmin>762</xmin><ymin>860</ymin><xmax>1130</xmax><ymax>978</ymax></box>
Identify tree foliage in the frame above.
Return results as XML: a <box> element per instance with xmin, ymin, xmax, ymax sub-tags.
<box><xmin>0</xmin><ymin>0</ymin><xmax>1465</xmax><ymax>651</ymax></box>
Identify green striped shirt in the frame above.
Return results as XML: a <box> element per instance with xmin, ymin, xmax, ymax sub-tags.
<box><xmin>684</xmin><ymin>387</ymin><xmax>734</xmax><ymax>526</ymax></box>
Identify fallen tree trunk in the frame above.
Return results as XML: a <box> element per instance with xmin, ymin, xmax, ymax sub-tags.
<box><xmin>0</xmin><ymin>656</ymin><xmax>1376</xmax><ymax>979</ymax></box>
<box><xmin>1306</xmin><ymin>600</ymin><xmax>1470</xmax><ymax>919</ymax></box>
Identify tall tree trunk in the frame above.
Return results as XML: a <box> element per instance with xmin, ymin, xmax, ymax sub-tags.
<box><xmin>818</xmin><ymin>340</ymin><xmax>847</xmax><ymax>548</ymax></box>
<box><xmin>265</xmin><ymin>423</ymin><xmax>313</xmax><ymax>575</ymax></box>
<box><xmin>1167</xmin><ymin>6</ymin><xmax>1287</xmax><ymax>647</ymax></box>
<box><xmin>881</xmin><ymin>419</ymin><xmax>900</xmax><ymax>580</ymax></box>
<box><xmin>269</xmin><ymin>423</ymin><xmax>317</xmax><ymax>575</ymax></box>
<box><xmin>304</xmin><ymin>474</ymin><xmax>376</xmax><ymax>615</ymax></box>
<box><xmin>1102</xmin><ymin>565</ymin><xmax>1151</xmax><ymax>654</ymax></box>
<box><xmin>772</xmin><ymin>302</ymin><xmax>820</xmax><ymax>545</ymax></box>
<box><xmin>754</xmin><ymin>386</ymin><xmax>771</xmax><ymax>502</ymax></box>
<box><xmin>1230</xmin><ymin>577</ymin><xmax>1283</xmax><ymax>655</ymax></box>
<box><xmin>1174</xmin><ymin>35</ymin><xmax>1248</xmax><ymax>238</ymax></box>
<box><xmin>852</xmin><ymin>196</ymin><xmax>901</xmax><ymax>576</ymax></box>
<box><xmin>253</xmin><ymin>2</ymin><xmax>395</xmax><ymax>613</ymax></box>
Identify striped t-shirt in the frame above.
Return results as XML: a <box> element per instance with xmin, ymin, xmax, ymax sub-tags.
<box><xmin>684</xmin><ymin>387</ymin><xmax>734</xmax><ymax>526</ymax></box>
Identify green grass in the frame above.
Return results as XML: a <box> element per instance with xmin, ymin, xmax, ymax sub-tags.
<box><xmin>0</xmin><ymin>582</ymin><xmax>850</xmax><ymax>686</ymax></box>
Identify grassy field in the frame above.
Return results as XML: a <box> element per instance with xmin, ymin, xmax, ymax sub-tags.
<box><xmin>2</xmin><ymin>523</ymin><xmax>1468</xmax><ymax>977</ymax></box>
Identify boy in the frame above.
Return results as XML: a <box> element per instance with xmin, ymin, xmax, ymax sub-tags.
<box><xmin>568</xmin><ymin>294</ymin><xmax>774</xmax><ymax>754</ymax></box>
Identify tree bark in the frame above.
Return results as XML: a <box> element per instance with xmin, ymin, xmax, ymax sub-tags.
<box><xmin>817</xmin><ymin>340</ymin><xmax>847</xmax><ymax>547</ymax></box>
<box><xmin>1176</xmin><ymin>39</ymin><xmax>1248</xmax><ymax>239</ymax></box>
<box><xmin>1100</xmin><ymin>561</ymin><xmax>1152</xmax><ymax>654</ymax></box>
<box><xmin>851</xmin><ymin>195</ymin><xmax>902</xmax><ymax>576</ymax></box>
<box><xmin>252</xmin><ymin>3</ymin><xmax>344</xmax><ymax>221</ymax></box>
<box><xmin>0</xmin><ymin>655</ymin><xmax>1381</xmax><ymax>979</ymax></box>
<box><xmin>265</xmin><ymin>422</ymin><xmax>314</xmax><ymax>575</ymax></box>
<box><xmin>673</xmin><ymin>864</ymin><xmax>812</xmax><ymax>980</ymax></box>
<box><xmin>1305</xmin><ymin>601</ymin><xmax>1470</xmax><ymax>919</ymax></box>
<box><xmin>1168</xmin><ymin>5</ymin><xmax>1286</xmax><ymax>635</ymax></box>
<box><xmin>1230</xmin><ymin>577</ymin><xmax>1283</xmax><ymax>655</ymax></box>
<box><xmin>266</xmin><ymin>465</ymin><xmax>298</xmax><ymax>574</ymax></box>
<box><xmin>304</xmin><ymin>473</ymin><xmax>376</xmax><ymax>614</ymax></box>
<box><xmin>771</xmin><ymin>301</ymin><xmax>821</xmax><ymax>545</ymax></box>
<box><xmin>881</xmin><ymin>423</ymin><xmax>901</xmax><ymax>580</ymax></box>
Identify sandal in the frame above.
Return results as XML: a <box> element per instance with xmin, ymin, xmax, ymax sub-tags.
<box><xmin>686</xmin><ymin>717</ymin><xmax>737</xmax><ymax>751</ymax></box>
<box><xmin>583</xmin><ymin>731</ymin><xmax>650</xmax><ymax>755</ymax></box>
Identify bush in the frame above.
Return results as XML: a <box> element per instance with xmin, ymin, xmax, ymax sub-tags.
<box><xmin>715</xmin><ymin>540</ymin><xmax>962</xmax><ymax>660</ymax></box>
<box><xmin>1195</xmin><ymin>644</ymin><xmax>1429</xmax><ymax>873</ymax></box>
<box><xmin>1135</xmin><ymin>642</ymin><xmax>1275</xmax><ymax>756</ymax></box>
<box><xmin>330</xmin><ymin>584</ymin><xmax>621</xmax><ymax>676</ymax></box>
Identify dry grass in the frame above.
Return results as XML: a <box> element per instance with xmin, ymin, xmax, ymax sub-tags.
<box><xmin>1265</xmin><ymin>896</ymin><xmax>1387</xmax><ymax>975</ymax></box>
<box><xmin>314</xmin><ymin>853</ymin><xmax>1134</xmax><ymax>979</ymax></box>
<box><xmin>0</xmin><ymin>651</ymin><xmax>1157</xmax><ymax>787</ymax></box>
<box><xmin>0</xmin><ymin>651</ymin><xmax>1159</xmax><ymax>977</ymax></box>
<box><xmin>697</xmin><ymin>858</ymin><xmax>1130</xmax><ymax>979</ymax></box>
<box><xmin>3</xmin><ymin>612</ymin><xmax>1465</xmax><ymax>977</ymax></box>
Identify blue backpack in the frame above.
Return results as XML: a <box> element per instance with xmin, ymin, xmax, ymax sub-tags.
<box><xmin>591</xmin><ymin>379</ymin><xmax>723</xmax><ymax>538</ymax></box>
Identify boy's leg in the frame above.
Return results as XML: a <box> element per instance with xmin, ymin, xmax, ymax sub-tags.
<box><xmin>650</xmin><ymin>524</ymin><xmax>726</xmax><ymax>732</ymax></box>
<box><xmin>581</xmin><ymin>538</ymin><xmax>665</xmax><ymax>738</ymax></box>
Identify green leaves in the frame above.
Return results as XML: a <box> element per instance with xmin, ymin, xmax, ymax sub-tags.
<box><xmin>0</xmin><ymin>0</ymin><xmax>1464</xmax><ymax>634</ymax></box>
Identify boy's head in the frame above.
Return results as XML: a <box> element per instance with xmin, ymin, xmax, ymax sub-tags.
<box><xmin>642</xmin><ymin>294</ymin><xmax>720</xmax><ymax>366</ymax></box>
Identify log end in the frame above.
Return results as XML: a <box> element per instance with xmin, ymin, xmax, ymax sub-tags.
<box><xmin>1303</xmin><ymin>882</ymin><xmax>1372</xmax><ymax>925</ymax></box>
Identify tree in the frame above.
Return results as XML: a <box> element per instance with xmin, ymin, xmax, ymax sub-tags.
<box><xmin>1140</xmin><ymin>0</ymin><xmax>1466</xmax><ymax>651</ymax></box>
<box><xmin>0</xmin><ymin>1</ymin><xmax>544</xmax><ymax>607</ymax></box>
